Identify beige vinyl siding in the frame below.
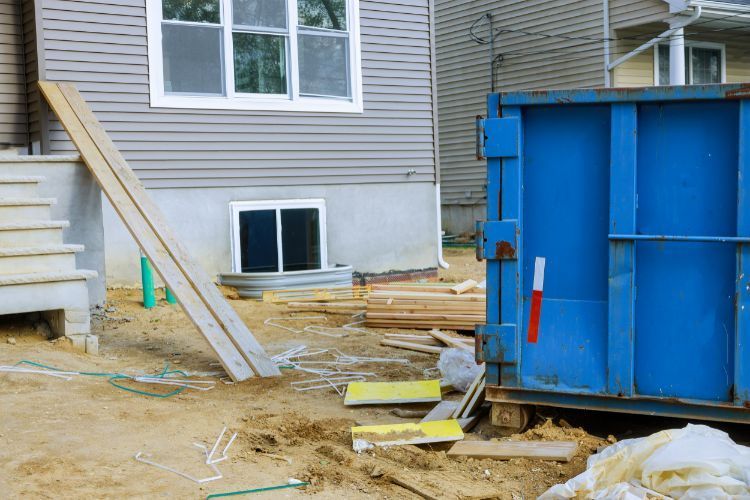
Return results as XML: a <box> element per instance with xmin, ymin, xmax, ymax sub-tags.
<box><xmin>0</xmin><ymin>0</ymin><xmax>27</xmax><ymax>147</ymax></box>
<box><xmin>21</xmin><ymin>0</ymin><xmax>39</xmax><ymax>143</ymax></box>
<box><xmin>436</xmin><ymin>0</ymin><xmax>606</xmax><ymax>205</ymax></box>
<box><xmin>614</xmin><ymin>24</ymin><xmax>750</xmax><ymax>87</ymax></box>
<box><xmin>37</xmin><ymin>0</ymin><xmax>436</xmax><ymax>189</ymax></box>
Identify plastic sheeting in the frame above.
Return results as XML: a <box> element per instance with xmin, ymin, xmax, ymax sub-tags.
<box><xmin>540</xmin><ymin>424</ymin><xmax>750</xmax><ymax>499</ymax></box>
<box><xmin>437</xmin><ymin>348</ymin><xmax>482</xmax><ymax>392</ymax></box>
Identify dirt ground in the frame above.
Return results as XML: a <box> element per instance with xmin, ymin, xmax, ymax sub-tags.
<box><xmin>0</xmin><ymin>249</ymin><xmax>745</xmax><ymax>499</ymax></box>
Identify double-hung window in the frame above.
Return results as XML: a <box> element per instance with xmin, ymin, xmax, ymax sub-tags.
<box><xmin>654</xmin><ymin>41</ymin><xmax>726</xmax><ymax>85</ymax></box>
<box><xmin>148</xmin><ymin>0</ymin><xmax>362</xmax><ymax>112</ymax></box>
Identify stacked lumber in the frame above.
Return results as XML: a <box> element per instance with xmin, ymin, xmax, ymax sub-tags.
<box><xmin>263</xmin><ymin>285</ymin><xmax>370</xmax><ymax>303</ymax></box>
<box><xmin>366</xmin><ymin>281</ymin><xmax>485</xmax><ymax>331</ymax></box>
<box><xmin>380</xmin><ymin>330</ymin><xmax>474</xmax><ymax>355</ymax></box>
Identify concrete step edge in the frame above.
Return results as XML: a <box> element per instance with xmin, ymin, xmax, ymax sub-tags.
<box><xmin>0</xmin><ymin>176</ymin><xmax>45</xmax><ymax>184</ymax></box>
<box><xmin>0</xmin><ymin>269</ymin><xmax>98</xmax><ymax>286</ymax></box>
<box><xmin>0</xmin><ymin>244</ymin><xmax>85</xmax><ymax>257</ymax></box>
<box><xmin>0</xmin><ymin>198</ymin><xmax>56</xmax><ymax>206</ymax></box>
<box><xmin>0</xmin><ymin>220</ymin><xmax>70</xmax><ymax>231</ymax></box>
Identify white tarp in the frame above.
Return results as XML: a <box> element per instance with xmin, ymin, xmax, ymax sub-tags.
<box><xmin>540</xmin><ymin>424</ymin><xmax>750</xmax><ymax>500</ymax></box>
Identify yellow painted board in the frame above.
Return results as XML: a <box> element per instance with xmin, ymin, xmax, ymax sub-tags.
<box><xmin>344</xmin><ymin>379</ymin><xmax>442</xmax><ymax>405</ymax></box>
<box><xmin>351</xmin><ymin>419</ymin><xmax>464</xmax><ymax>447</ymax></box>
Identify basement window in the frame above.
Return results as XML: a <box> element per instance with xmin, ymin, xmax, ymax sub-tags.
<box><xmin>654</xmin><ymin>41</ymin><xmax>725</xmax><ymax>85</ymax></box>
<box><xmin>230</xmin><ymin>199</ymin><xmax>327</xmax><ymax>273</ymax></box>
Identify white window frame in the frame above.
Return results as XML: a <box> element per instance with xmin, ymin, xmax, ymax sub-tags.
<box><xmin>229</xmin><ymin>199</ymin><xmax>328</xmax><ymax>274</ymax></box>
<box><xmin>146</xmin><ymin>0</ymin><xmax>363</xmax><ymax>113</ymax></box>
<box><xmin>653</xmin><ymin>40</ymin><xmax>726</xmax><ymax>85</ymax></box>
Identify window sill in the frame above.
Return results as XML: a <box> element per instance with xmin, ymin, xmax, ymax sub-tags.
<box><xmin>150</xmin><ymin>94</ymin><xmax>364</xmax><ymax>113</ymax></box>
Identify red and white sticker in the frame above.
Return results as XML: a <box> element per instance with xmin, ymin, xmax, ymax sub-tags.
<box><xmin>527</xmin><ymin>257</ymin><xmax>545</xmax><ymax>344</ymax></box>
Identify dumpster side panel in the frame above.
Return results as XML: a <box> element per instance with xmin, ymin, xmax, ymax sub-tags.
<box><xmin>634</xmin><ymin>101</ymin><xmax>739</xmax><ymax>402</ymax></box>
<box><xmin>520</xmin><ymin>105</ymin><xmax>611</xmax><ymax>393</ymax></box>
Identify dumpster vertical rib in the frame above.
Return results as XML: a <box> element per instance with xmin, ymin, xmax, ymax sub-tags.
<box><xmin>608</xmin><ymin>103</ymin><xmax>637</xmax><ymax>398</ymax></box>
<box><xmin>500</xmin><ymin>103</ymin><xmax>523</xmax><ymax>388</ymax></box>
<box><xmin>736</xmin><ymin>99</ymin><xmax>750</xmax><ymax>406</ymax></box>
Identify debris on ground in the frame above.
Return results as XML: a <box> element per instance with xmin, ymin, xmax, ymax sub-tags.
<box><xmin>540</xmin><ymin>423</ymin><xmax>750</xmax><ymax>499</ymax></box>
<box><xmin>366</xmin><ymin>283</ymin><xmax>486</xmax><ymax>331</ymax></box>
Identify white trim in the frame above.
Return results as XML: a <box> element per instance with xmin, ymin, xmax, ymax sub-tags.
<box><xmin>146</xmin><ymin>0</ymin><xmax>363</xmax><ymax>113</ymax></box>
<box><xmin>229</xmin><ymin>199</ymin><xmax>328</xmax><ymax>274</ymax></box>
<box><xmin>653</xmin><ymin>40</ymin><xmax>726</xmax><ymax>85</ymax></box>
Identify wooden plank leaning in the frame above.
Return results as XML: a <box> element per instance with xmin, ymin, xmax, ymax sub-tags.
<box><xmin>39</xmin><ymin>81</ymin><xmax>279</xmax><ymax>380</ymax></box>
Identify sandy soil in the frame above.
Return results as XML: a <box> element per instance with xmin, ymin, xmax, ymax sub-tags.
<box><xmin>0</xmin><ymin>249</ymin><xmax>743</xmax><ymax>499</ymax></box>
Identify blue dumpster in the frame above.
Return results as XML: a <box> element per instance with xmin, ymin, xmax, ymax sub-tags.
<box><xmin>476</xmin><ymin>84</ymin><xmax>750</xmax><ymax>423</ymax></box>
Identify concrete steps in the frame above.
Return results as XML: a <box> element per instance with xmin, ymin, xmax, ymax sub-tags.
<box><xmin>0</xmin><ymin>198</ymin><xmax>55</xmax><ymax>222</ymax></box>
<box><xmin>0</xmin><ymin>176</ymin><xmax>44</xmax><ymax>197</ymax></box>
<box><xmin>0</xmin><ymin>221</ymin><xmax>69</xmax><ymax>246</ymax></box>
<box><xmin>0</xmin><ymin>166</ymin><xmax>97</xmax><ymax>353</ymax></box>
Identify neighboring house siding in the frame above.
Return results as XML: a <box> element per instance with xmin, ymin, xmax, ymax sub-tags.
<box><xmin>0</xmin><ymin>0</ymin><xmax>27</xmax><ymax>147</ymax></box>
<box><xmin>614</xmin><ymin>25</ymin><xmax>750</xmax><ymax>86</ymax></box>
<box><xmin>436</xmin><ymin>0</ymin><xmax>606</xmax><ymax>206</ymax></box>
<box><xmin>37</xmin><ymin>0</ymin><xmax>436</xmax><ymax>189</ymax></box>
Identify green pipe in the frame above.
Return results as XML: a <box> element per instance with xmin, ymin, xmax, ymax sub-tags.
<box><xmin>206</xmin><ymin>482</ymin><xmax>309</xmax><ymax>499</ymax></box>
<box><xmin>140</xmin><ymin>254</ymin><xmax>156</xmax><ymax>309</ymax></box>
<box><xmin>165</xmin><ymin>287</ymin><xmax>177</xmax><ymax>304</ymax></box>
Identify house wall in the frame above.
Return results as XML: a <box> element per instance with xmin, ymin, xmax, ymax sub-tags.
<box><xmin>31</xmin><ymin>0</ymin><xmax>440</xmax><ymax>282</ymax></box>
<box><xmin>103</xmin><ymin>183</ymin><xmax>437</xmax><ymax>285</ymax></box>
<box><xmin>435</xmin><ymin>0</ymin><xmax>608</xmax><ymax>234</ymax></box>
<box><xmin>0</xmin><ymin>0</ymin><xmax>28</xmax><ymax>147</ymax></box>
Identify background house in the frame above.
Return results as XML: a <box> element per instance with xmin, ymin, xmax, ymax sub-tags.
<box><xmin>0</xmin><ymin>0</ymin><xmax>442</xmax><ymax>286</ymax></box>
<box><xmin>435</xmin><ymin>0</ymin><xmax>750</xmax><ymax>234</ymax></box>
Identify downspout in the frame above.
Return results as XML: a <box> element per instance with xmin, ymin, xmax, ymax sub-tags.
<box><xmin>607</xmin><ymin>5</ymin><xmax>701</xmax><ymax>73</ymax></box>
<box><xmin>428</xmin><ymin>0</ymin><xmax>449</xmax><ymax>269</ymax></box>
<box><xmin>603</xmin><ymin>0</ymin><xmax>611</xmax><ymax>87</ymax></box>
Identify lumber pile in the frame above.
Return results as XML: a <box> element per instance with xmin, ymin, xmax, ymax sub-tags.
<box><xmin>380</xmin><ymin>330</ymin><xmax>474</xmax><ymax>355</ymax></box>
<box><xmin>366</xmin><ymin>281</ymin><xmax>485</xmax><ymax>331</ymax></box>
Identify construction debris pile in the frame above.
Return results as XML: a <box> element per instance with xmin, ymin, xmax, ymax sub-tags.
<box><xmin>365</xmin><ymin>280</ymin><xmax>486</xmax><ymax>331</ymax></box>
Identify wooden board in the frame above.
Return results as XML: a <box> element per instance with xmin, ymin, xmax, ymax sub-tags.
<box><xmin>351</xmin><ymin>419</ymin><xmax>463</xmax><ymax>447</ymax></box>
<box><xmin>380</xmin><ymin>339</ymin><xmax>444</xmax><ymax>354</ymax></box>
<box><xmin>451</xmin><ymin>279</ymin><xmax>478</xmax><ymax>295</ymax></box>
<box><xmin>369</xmin><ymin>291</ymin><xmax>486</xmax><ymax>301</ymax></box>
<box><xmin>420</xmin><ymin>400</ymin><xmax>460</xmax><ymax>423</ymax></box>
<box><xmin>263</xmin><ymin>285</ymin><xmax>370</xmax><ymax>303</ymax></box>
<box><xmin>345</xmin><ymin>379</ymin><xmax>442</xmax><ymax>405</ymax></box>
<box><xmin>39</xmin><ymin>81</ymin><xmax>279</xmax><ymax>381</ymax></box>
<box><xmin>446</xmin><ymin>440</ymin><xmax>578</xmax><ymax>462</ymax></box>
<box><xmin>428</xmin><ymin>329</ymin><xmax>474</xmax><ymax>351</ymax></box>
<box><xmin>461</xmin><ymin>380</ymin><xmax>486</xmax><ymax>418</ymax></box>
<box><xmin>453</xmin><ymin>365</ymin><xmax>485</xmax><ymax>418</ymax></box>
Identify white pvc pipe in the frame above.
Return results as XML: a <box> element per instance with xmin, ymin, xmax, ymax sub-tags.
<box><xmin>607</xmin><ymin>6</ymin><xmax>700</xmax><ymax>72</ymax></box>
<box><xmin>435</xmin><ymin>184</ymin><xmax>450</xmax><ymax>269</ymax></box>
<box><xmin>669</xmin><ymin>27</ymin><xmax>686</xmax><ymax>85</ymax></box>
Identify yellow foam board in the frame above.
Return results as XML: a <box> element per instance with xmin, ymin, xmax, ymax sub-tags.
<box><xmin>351</xmin><ymin>419</ymin><xmax>464</xmax><ymax>447</ymax></box>
<box><xmin>344</xmin><ymin>379</ymin><xmax>442</xmax><ymax>405</ymax></box>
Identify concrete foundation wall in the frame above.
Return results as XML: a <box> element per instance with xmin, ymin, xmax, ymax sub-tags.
<box><xmin>103</xmin><ymin>182</ymin><xmax>438</xmax><ymax>286</ymax></box>
<box><xmin>442</xmin><ymin>203</ymin><xmax>485</xmax><ymax>236</ymax></box>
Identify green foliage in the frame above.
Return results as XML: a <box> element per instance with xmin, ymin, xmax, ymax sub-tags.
<box><xmin>297</xmin><ymin>0</ymin><xmax>346</xmax><ymax>30</ymax></box>
<box><xmin>163</xmin><ymin>0</ymin><xmax>220</xmax><ymax>23</ymax></box>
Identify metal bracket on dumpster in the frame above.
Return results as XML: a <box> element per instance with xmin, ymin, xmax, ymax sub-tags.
<box><xmin>476</xmin><ymin>220</ymin><xmax>519</xmax><ymax>261</ymax></box>
<box><xmin>476</xmin><ymin>324</ymin><xmax>517</xmax><ymax>364</ymax></box>
<box><xmin>476</xmin><ymin>117</ymin><xmax>520</xmax><ymax>159</ymax></box>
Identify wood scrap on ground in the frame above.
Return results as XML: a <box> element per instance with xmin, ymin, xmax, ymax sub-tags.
<box><xmin>384</xmin><ymin>333</ymin><xmax>473</xmax><ymax>346</ymax></box>
<box><xmin>446</xmin><ymin>439</ymin><xmax>578</xmax><ymax>462</ymax></box>
<box><xmin>420</xmin><ymin>400</ymin><xmax>460</xmax><ymax>423</ymax></box>
<box><xmin>450</xmin><ymin>279</ymin><xmax>478</xmax><ymax>295</ymax></box>
<box><xmin>262</xmin><ymin>285</ymin><xmax>370</xmax><ymax>303</ymax></box>
<box><xmin>453</xmin><ymin>364</ymin><xmax>486</xmax><ymax>418</ymax></box>
<box><xmin>344</xmin><ymin>379</ymin><xmax>442</xmax><ymax>405</ymax></box>
<box><xmin>366</xmin><ymin>283</ymin><xmax>486</xmax><ymax>331</ymax></box>
<box><xmin>380</xmin><ymin>339</ymin><xmax>444</xmax><ymax>354</ymax></box>
<box><xmin>381</xmin><ymin>329</ymin><xmax>474</xmax><ymax>355</ymax></box>
<box><xmin>351</xmin><ymin>419</ymin><xmax>463</xmax><ymax>447</ymax></box>
<box><xmin>286</xmin><ymin>301</ymin><xmax>366</xmax><ymax>313</ymax></box>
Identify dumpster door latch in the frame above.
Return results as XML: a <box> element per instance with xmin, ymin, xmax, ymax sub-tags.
<box><xmin>476</xmin><ymin>220</ymin><xmax>519</xmax><ymax>261</ymax></box>
<box><xmin>476</xmin><ymin>117</ymin><xmax>520</xmax><ymax>159</ymax></box>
